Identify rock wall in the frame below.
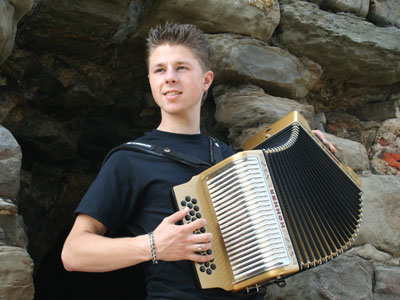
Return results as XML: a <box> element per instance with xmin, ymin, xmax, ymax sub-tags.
<box><xmin>0</xmin><ymin>126</ymin><xmax>34</xmax><ymax>300</ymax></box>
<box><xmin>0</xmin><ymin>0</ymin><xmax>399</xmax><ymax>299</ymax></box>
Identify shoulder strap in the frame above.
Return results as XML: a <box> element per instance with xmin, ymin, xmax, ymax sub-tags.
<box><xmin>102</xmin><ymin>138</ymin><xmax>223</xmax><ymax>168</ymax></box>
<box><xmin>209</xmin><ymin>137</ymin><xmax>224</xmax><ymax>164</ymax></box>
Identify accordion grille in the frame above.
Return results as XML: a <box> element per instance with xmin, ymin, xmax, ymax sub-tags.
<box><xmin>205</xmin><ymin>156</ymin><xmax>291</xmax><ymax>283</ymax></box>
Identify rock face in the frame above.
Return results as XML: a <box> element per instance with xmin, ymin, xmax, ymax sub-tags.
<box><xmin>0</xmin><ymin>126</ymin><xmax>22</xmax><ymax>199</ymax></box>
<box><xmin>354</xmin><ymin>175</ymin><xmax>400</xmax><ymax>257</ymax></box>
<box><xmin>0</xmin><ymin>0</ymin><xmax>34</xmax><ymax>64</ymax></box>
<box><xmin>0</xmin><ymin>0</ymin><xmax>399</xmax><ymax>299</ymax></box>
<box><xmin>368</xmin><ymin>0</ymin><xmax>400</xmax><ymax>28</ymax></box>
<box><xmin>208</xmin><ymin>34</ymin><xmax>322</xmax><ymax>99</ymax></box>
<box><xmin>320</xmin><ymin>0</ymin><xmax>370</xmax><ymax>17</ymax></box>
<box><xmin>280</xmin><ymin>0</ymin><xmax>400</xmax><ymax>85</ymax></box>
<box><xmin>213</xmin><ymin>84</ymin><xmax>315</xmax><ymax>147</ymax></box>
<box><xmin>0</xmin><ymin>128</ymin><xmax>33</xmax><ymax>300</ymax></box>
<box><xmin>0</xmin><ymin>246</ymin><xmax>34</xmax><ymax>300</ymax></box>
<box><xmin>137</xmin><ymin>0</ymin><xmax>281</xmax><ymax>41</ymax></box>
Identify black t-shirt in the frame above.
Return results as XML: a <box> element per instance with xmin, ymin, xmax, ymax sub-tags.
<box><xmin>75</xmin><ymin>129</ymin><xmax>263</xmax><ymax>300</ymax></box>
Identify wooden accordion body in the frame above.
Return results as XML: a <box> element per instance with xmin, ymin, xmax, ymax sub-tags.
<box><xmin>172</xmin><ymin>111</ymin><xmax>363</xmax><ymax>292</ymax></box>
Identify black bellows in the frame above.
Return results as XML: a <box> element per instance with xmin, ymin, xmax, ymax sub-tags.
<box><xmin>255</xmin><ymin>124</ymin><xmax>362</xmax><ymax>269</ymax></box>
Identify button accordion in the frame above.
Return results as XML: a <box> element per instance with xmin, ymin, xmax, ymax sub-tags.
<box><xmin>172</xmin><ymin>111</ymin><xmax>363</xmax><ymax>292</ymax></box>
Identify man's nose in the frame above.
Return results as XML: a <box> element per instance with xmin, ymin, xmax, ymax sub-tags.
<box><xmin>165</xmin><ymin>68</ymin><xmax>177</xmax><ymax>83</ymax></box>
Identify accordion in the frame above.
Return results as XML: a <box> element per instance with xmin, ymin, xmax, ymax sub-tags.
<box><xmin>172</xmin><ymin>111</ymin><xmax>363</xmax><ymax>292</ymax></box>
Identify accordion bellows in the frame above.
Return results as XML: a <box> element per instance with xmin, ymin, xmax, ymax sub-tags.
<box><xmin>172</xmin><ymin>111</ymin><xmax>363</xmax><ymax>292</ymax></box>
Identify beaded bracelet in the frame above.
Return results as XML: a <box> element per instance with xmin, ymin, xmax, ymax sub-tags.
<box><xmin>148</xmin><ymin>231</ymin><xmax>158</xmax><ymax>264</ymax></box>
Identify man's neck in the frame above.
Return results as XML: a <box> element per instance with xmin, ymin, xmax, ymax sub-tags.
<box><xmin>157</xmin><ymin>113</ymin><xmax>201</xmax><ymax>134</ymax></box>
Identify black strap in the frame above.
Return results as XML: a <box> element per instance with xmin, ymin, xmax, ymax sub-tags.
<box><xmin>209</xmin><ymin>137</ymin><xmax>223</xmax><ymax>165</ymax></box>
<box><xmin>102</xmin><ymin>138</ymin><xmax>224</xmax><ymax>168</ymax></box>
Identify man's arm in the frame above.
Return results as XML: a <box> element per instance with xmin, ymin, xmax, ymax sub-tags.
<box><xmin>61</xmin><ymin>208</ymin><xmax>213</xmax><ymax>273</ymax></box>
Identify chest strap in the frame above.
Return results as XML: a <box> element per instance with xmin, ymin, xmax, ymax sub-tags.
<box><xmin>102</xmin><ymin>137</ymin><xmax>224</xmax><ymax>168</ymax></box>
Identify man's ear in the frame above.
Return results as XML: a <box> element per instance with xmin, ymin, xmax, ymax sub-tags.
<box><xmin>203</xmin><ymin>70</ymin><xmax>214</xmax><ymax>91</ymax></box>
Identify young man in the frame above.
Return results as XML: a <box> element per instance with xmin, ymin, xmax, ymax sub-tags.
<box><xmin>62</xmin><ymin>23</ymin><xmax>336</xmax><ymax>299</ymax></box>
<box><xmin>61</xmin><ymin>23</ymin><xmax>264</xmax><ymax>299</ymax></box>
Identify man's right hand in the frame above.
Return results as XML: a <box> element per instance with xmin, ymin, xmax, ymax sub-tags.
<box><xmin>153</xmin><ymin>208</ymin><xmax>214</xmax><ymax>263</ymax></box>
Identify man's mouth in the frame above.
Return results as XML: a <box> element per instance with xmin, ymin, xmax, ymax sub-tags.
<box><xmin>163</xmin><ymin>90</ymin><xmax>182</xmax><ymax>96</ymax></box>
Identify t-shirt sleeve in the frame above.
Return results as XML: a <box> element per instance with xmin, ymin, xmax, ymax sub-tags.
<box><xmin>75</xmin><ymin>151</ymin><xmax>137</xmax><ymax>235</ymax></box>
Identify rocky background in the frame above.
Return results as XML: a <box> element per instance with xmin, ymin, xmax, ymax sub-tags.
<box><xmin>0</xmin><ymin>0</ymin><xmax>399</xmax><ymax>299</ymax></box>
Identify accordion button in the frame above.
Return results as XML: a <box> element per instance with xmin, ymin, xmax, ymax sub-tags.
<box><xmin>206</xmin><ymin>250</ymin><xmax>212</xmax><ymax>255</ymax></box>
<box><xmin>200</xmin><ymin>227</ymin><xmax>206</xmax><ymax>233</ymax></box>
<box><xmin>196</xmin><ymin>213</ymin><xmax>202</xmax><ymax>218</ymax></box>
<box><xmin>192</xmin><ymin>198</ymin><xmax>198</xmax><ymax>204</ymax></box>
<box><xmin>204</xmin><ymin>262</ymin><xmax>210</xmax><ymax>267</ymax></box>
<box><xmin>194</xmin><ymin>206</ymin><xmax>199</xmax><ymax>211</ymax></box>
<box><xmin>211</xmin><ymin>264</ymin><xmax>216</xmax><ymax>270</ymax></box>
<box><xmin>200</xmin><ymin>266</ymin><xmax>206</xmax><ymax>272</ymax></box>
<box><xmin>181</xmin><ymin>200</ymin><xmax>187</xmax><ymax>206</ymax></box>
<box><xmin>185</xmin><ymin>215</ymin><xmax>191</xmax><ymax>221</ymax></box>
<box><xmin>187</xmin><ymin>203</ymin><xmax>193</xmax><ymax>209</ymax></box>
<box><xmin>185</xmin><ymin>196</ymin><xmax>191</xmax><ymax>201</ymax></box>
<box><xmin>206</xmin><ymin>269</ymin><xmax>212</xmax><ymax>275</ymax></box>
<box><xmin>189</xmin><ymin>210</ymin><xmax>195</xmax><ymax>216</ymax></box>
<box><xmin>191</xmin><ymin>217</ymin><xmax>196</xmax><ymax>222</ymax></box>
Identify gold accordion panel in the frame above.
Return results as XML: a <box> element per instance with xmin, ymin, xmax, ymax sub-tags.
<box><xmin>172</xmin><ymin>111</ymin><xmax>363</xmax><ymax>292</ymax></box>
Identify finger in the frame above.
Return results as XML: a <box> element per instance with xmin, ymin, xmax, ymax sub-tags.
<box><xmin>328</xmin><ymin>143</ymin><xmax>337</xmax><ymax>153</ymax></box>
<box><xmin>192</xmin><ymin>241</ymin><xmax>212</xmax><ymax>253</ymax></box>
<box><xmin>313</xmin><ymin>130</ymin><xmax>337</xmax><ymax>153</ymax></box>
<box><xmin>164</xmin><ymin>207</ymin><xmax>190</xmax><ymax>224</ymax></box>
<box><xmin>190</xmin><ymin>232</ymin><xmax>213</xmax><ymax>244</ymax></box>
<box><xmin>185</xmin><ymin>218</ymin><xmax>207</xmax><ymax>232</ymax></box>
<box><xmin>188</xmin><ymin>252</ymin><xmax>214</xmax><ymax>263</ymax></box>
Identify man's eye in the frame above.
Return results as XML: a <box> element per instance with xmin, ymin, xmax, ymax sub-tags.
<box><xmin>177</xmin><ymin>66</ymin><xmax>186</xmax><ymax>70</ymax></box>
<box><xmin>155</xmin><ymin>68</ymin><xmax>164</xmax><ymax>73</ymax></box>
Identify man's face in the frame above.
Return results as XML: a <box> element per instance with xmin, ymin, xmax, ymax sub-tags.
<box><xmin>148</xmin><ymin>44</ymin><xmax>213</xmax><ymax>118</ymax></box>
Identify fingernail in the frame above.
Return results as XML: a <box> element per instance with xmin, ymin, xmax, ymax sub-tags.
<box><xmin>184</xmin><ymin>207</ymin><xmax>189</xmax><ymax>212</ymax></box>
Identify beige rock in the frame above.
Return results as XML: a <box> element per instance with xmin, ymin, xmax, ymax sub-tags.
<box><xmin>0</xmin><ymin>126</ymin><xmax>22</xmax><ymax>200</ymax></box>
<box><xmin>137</xmin><ymin>0</ymin><xmax>280</xmax><ymax>41</ymax></box>
<box><xmin>323</xmin><ymin>132</ymin><xmax>370</xmax><ymax>173</ymax></box>
<box><xmin>280</xmin><ymin>0</ymin><xmax>400</xmax><ymax>85</ymax></box>
<box><xmin>208</xmin><ymin>33</ymin><xmax>322</xmax><ymax>100</ymax></box>
<box><xmin>369</xmin><ymin>0</ymin><xmax>400</xmax><ymax>28</ymax></box>
<box><xmin>0</xmin><ymin>246</ymin><xmax>34</xmax><ymax>300</ymax></box>
<box><xmin>321</xmin><ymin>0</ymin><xmax>370</xmax><ymax>17</ymax></box>
<box><xmin>9</xmin><ymin>0</ymin><xmax>35</xmax><ymax>21</ymax></box>
<box><xmin>347</xmin><ymin>244</ymin><xmax>393</xmax><ymax>262</ymax></box>
<box><xmin>354</xmin><ymin>174</ymin><xmax>400</xmax><ymax>257</ymax></box>
<box><xmin>0</xmin><ymin>198</ymin><xmax>17</xmax><ymax>215</ymax></box>
<box><xmin>213</xmin><ymin>84</ymin><xmax>314</xmax><ymax>148</ymax></box>
<box><xmin>0</xmin><ymin>1</ymin><xmax>17</xmax><ymax>65</ymax></box>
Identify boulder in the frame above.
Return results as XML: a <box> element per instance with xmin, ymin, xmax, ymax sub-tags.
<box><xmin>24</xmin><ymin>0</ymin><xmax>152</xmax><ymax>56</ymax></box>
<box><xmin>0</xmin><ymin>0</ymin><xmax>17</xmax><ymax>65</ymax></box>
<box><xmin>368</xmin><ymin>0</ymin><xmax>400</xmax><ymax>28</ymax></box>
<box><xmin>208</xmin><ymin>33</ymin><xmax>322</xmax><ymax>100</ymax></box>
<box><xmin>9</xmin><ymin>0</ymin><xmax>35</xmax><ymax>21</ymax></box>
<box><xmin>374</xmin><ymin>266</ymin><xmax>400</xmax><ymax>298</ymax></box>
<box><xmin>0</xmin><ymin>0</ymin><xmax>35</xmax><ymax>65</ymax></box>
<box><xmin>320</xmin><ymin>0</ymin><xmax>370</xmax><ymax>17</ymax></box>
<box><xmin>137</xmin><ymin>0</ymin><xmax>280</xmax><ymax>41</ymax></box>
<box><xmin>213</xmin><ymin>84</ymin><xmax>315</xmax><ymax>148</ymax></box>
<box><xmin>266</xmin><ymin>255</ymin><xmax>374</xmax><ymax>300</ymax></box>
<box><xmin>0</xmin><ymin>246</ymin><xmax>34</xmax><ymax>300</ymax></box>
<box><xmin>0</xmin><ymin>198</ymin><xmax>27</xmax><ymax>248</ymax></box>
<box><xmin>280</xmin><ymin>0</ymin><xmax>400</xmax><ymax>85</ymax></box>
<box><xmin>324</xmin><ymin>132</ymin><xmax>370</xmax><ymax>172</ymax></box>
<box><xmin>354</xmin><ymin>175</ymin><xmax>400</xmax><ymax>257</ymax></box>
<box><xmin>0</xmin><ymin>125</ymin><xmax>22</xmax><ymax>199</ymax></box>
